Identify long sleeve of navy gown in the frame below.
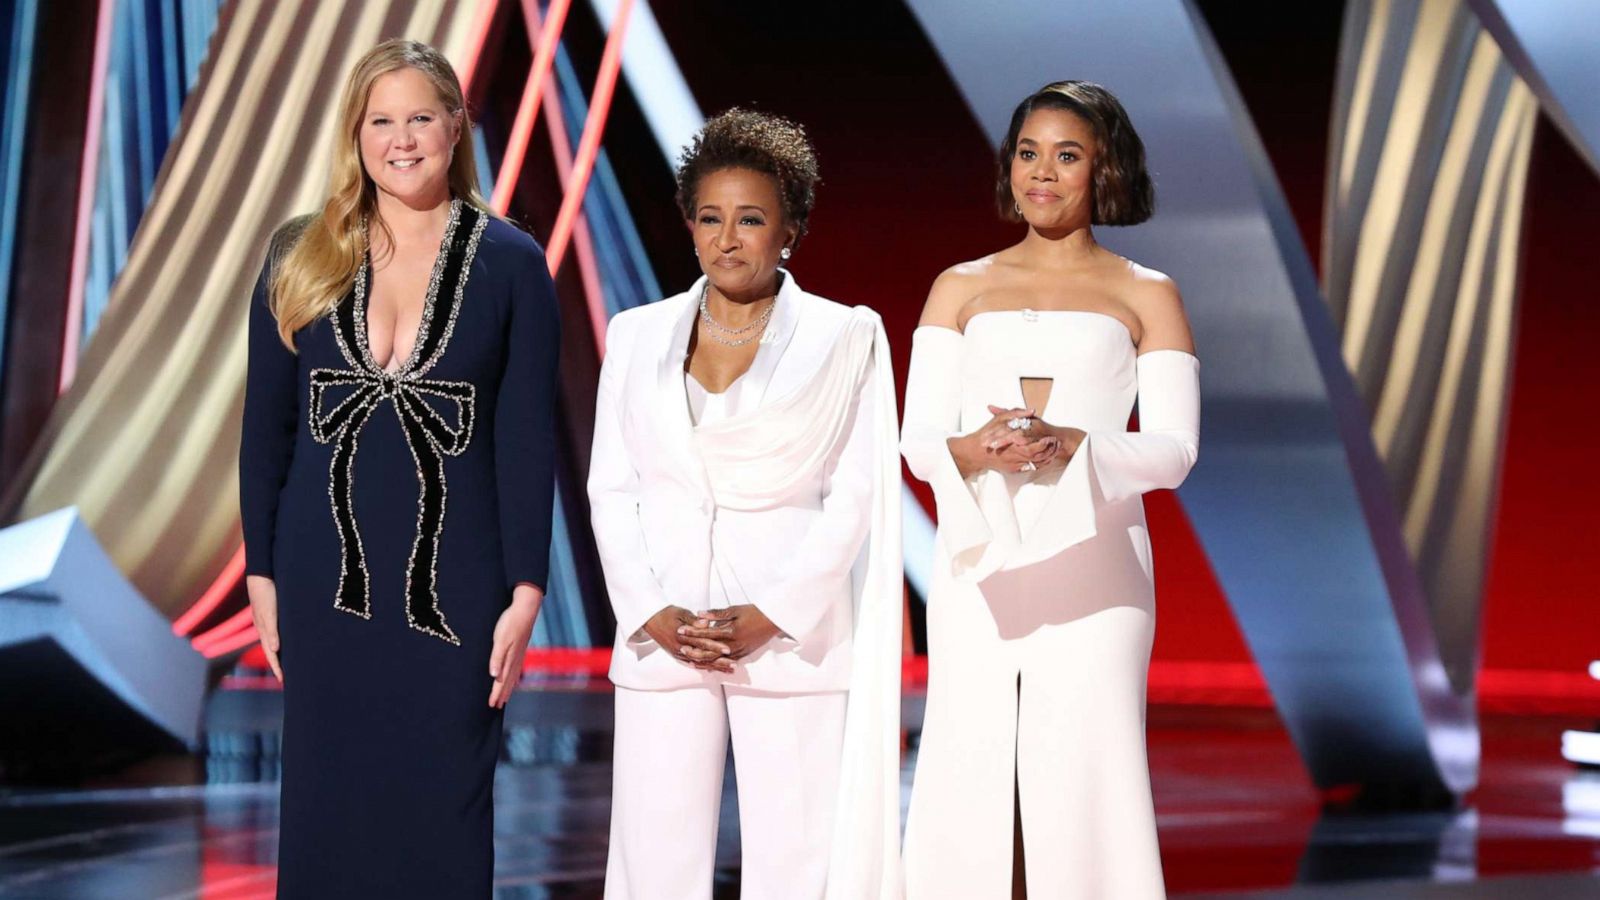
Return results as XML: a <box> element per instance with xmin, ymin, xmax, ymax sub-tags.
<box><xmin>239</xmin><ymin>245</ymin><xmax>298</xmax><ymax>579</ymax></box>
<box><xmin>494</xmin><ymin>243</ymin><xmax>561</xmax><ymax>593</ymax></box>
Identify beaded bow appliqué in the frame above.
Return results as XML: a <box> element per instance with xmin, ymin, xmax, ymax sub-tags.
<box><xmin>308</xmin><ymin>201</ymin><xmax>488</xmax><ymax>645</ymax></box>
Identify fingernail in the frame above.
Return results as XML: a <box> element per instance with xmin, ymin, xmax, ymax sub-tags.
<box><xmin>676</xmin><ymin>626</ymin><xmax>687</xmax><ymax>635</ymax></box>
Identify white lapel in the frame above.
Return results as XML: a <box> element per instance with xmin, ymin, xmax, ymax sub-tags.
<box><xmin>740</xmin><ymin>268</ymin><xmax>805</xmax><ymax>408</ymax></box>
<box><xmin>652</xmin><ymin>285</ymin><xmax>708</xmax><ymax>491</ymax></box>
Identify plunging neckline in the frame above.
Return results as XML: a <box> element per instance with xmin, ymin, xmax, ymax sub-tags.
<box><xmin>358</xmin><ymin>198</ymin><xmax>462</xmax><ymax>378</ymax></box>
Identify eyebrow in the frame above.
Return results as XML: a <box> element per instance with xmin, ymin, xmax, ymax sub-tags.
<box><xmin>1018</xmin><ymin>137</ymin><xmax>1086</xmax><ymax>149</ymax></box>
<box><xmin>697</xmin><ymin>205</ymin><xmax>770</xmax><ymax>213</ymax></box>
<box><xmin>366</xmin><ymin>108</ymin><xmax>441</xmax><ymax>117</ymax></box>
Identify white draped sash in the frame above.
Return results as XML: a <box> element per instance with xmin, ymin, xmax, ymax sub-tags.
<box><xmin>692</xmin><ymin>308</ymin><xmax>904</xmax><ymax>898</ymax></box>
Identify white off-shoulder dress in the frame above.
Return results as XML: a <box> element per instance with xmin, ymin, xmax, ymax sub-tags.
<box><xmin>900</xmin><ymin>309</ymin><xmax>1200</xmax><ymax>899</ymax></box>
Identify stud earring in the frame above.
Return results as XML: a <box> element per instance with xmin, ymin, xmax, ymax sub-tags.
<box><xmin>780</xmin><ymin>247</ymin><xmax>792</xmax><ymax>261</ymax></box>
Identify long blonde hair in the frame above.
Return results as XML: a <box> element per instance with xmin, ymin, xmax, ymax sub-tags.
<box><xmin>269</xmin><ymin>39</ymin><xmax>489</xmax><ymax>349</ymax></box>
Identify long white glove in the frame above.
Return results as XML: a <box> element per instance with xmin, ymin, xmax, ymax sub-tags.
<box><xmin>1085</xmin><ymin>349</ymin><xmax>1201</xmax><ymax>505</ymax></box>
<box><xmin>900</xmin><ymin>327</ymin><xmax>993</xmax><ymax>562</ymax></box>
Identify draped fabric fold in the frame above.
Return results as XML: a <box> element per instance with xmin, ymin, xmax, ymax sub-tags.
<box><xmin>693</xmin><ymin>308</ymin><xmax>904</xmax><ymax>899</ymax></box>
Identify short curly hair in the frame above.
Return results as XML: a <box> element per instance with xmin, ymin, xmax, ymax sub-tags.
<box><xmin>674</xmin><ymin>108</ymin><xmax>820</xmax><ymax>246</ymax></box>
<box><xmin>997</xmin><ymin>81</ymin><xmax>1154</xmax><ymax>226</ymax></box>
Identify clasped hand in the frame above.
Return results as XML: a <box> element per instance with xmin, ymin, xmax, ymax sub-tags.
<box><xmin>643</xmin><ymin>604</ymin><xmax>782</xmax><ymax>674</ymax></box>
<box><xmin>954</xmin><ymin>405</ymin><xmax>1084</xmax><ymax>476</ymax></box>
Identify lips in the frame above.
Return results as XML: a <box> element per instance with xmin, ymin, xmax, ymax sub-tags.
<box><xmin>712</xmin><ymin>258</ymin><xmax>743</xmax><ymax>268</ymax></box>
<box><xmin>388</xmin><ymin>158</ymin><xmax>422</xmax><ymax>170</ymax></box>
<box><xmin>1025</xmin><ymin>190</ymin><xmax>1060</xmax><ymax>203</ymax></box>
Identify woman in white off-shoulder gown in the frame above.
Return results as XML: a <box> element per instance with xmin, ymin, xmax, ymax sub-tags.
<box><xmin>901</xmin><ymin>81</ymin><xmax>1199</xmax><ymax>899</ymax></box>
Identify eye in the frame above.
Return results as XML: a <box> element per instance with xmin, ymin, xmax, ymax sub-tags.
<box><xmin>1059</xmin><ymin>151</ymin><xmax>1078</xmax><ymax>162</ymax></box>
<box><xmin>1018</xmin><ymin>149</ymin><xmax>1036</xmax><ymax>161</ymax></box>
<box><xmin>739</xmin><ymin>216</ymin><xmax>765</xmax><ymax>226</ymax></box>
<box><xmin>698</xmin><ymin>215</ymin><xmax>720</xmax><ymax>225</ymax></box>
<box><xmin>371</xmin><ymin>117</ymin><xmax>391</xmax><ymax>126</ymax></box>
<box><xmin>413</xmin><ymin>115</ymin><xmax>433</xmax><ymax>124</ymax></box>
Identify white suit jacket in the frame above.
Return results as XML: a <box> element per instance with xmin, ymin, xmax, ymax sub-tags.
<box><xmin>588</xmin><ymin>272</ymin><xmax>879</xmax><ymax>693</ymax></box>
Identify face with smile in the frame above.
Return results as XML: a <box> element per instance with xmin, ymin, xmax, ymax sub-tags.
<box><xmin>1009</xmin><ymin>107</ymin><xmax>1098</xmax><ymax>231</ymax></box>
<box><xmin>359</xmin><ymin>66</ymin><xmax>460</xmax><ymax>209</ymax></box>
<box><xmin>691</xmin><ymin>167</ymin><xmax>797</xmax><ymax>302</ymax></box>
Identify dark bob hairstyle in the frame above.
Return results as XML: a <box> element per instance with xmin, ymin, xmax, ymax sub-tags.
<box><xmin>997</xmin><ymin>81</ymin><xmax>1154</xmax><ymax>226</ymax></box>
<box><xmin>674</xmin><ymin>107</ymin><xmax>821</xmax><ymax>247</ymax></box>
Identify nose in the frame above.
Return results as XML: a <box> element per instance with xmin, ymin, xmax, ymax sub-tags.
<box><xmin>393</xmin><ymin>125</ymin><xmax>418</xmax><ymax>151</ymax></box>
<box><xmin>714</xmin><ymin>220</ymin><xmax>739</xmax><ymax>252</ymax></box>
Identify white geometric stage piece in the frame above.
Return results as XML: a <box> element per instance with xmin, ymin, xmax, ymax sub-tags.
<box><xmin>0</xmin><ymin>507</ymin><xmax>208</xmax><ymax>749</ymax></box>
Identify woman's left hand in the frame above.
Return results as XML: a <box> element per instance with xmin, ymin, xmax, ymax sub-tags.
<box><xmin>986</xmin><ymin>405</ymin><xmax>1086</xmax><ymax>474</ymax></box>
<box><xmin>682</xmin><ymin>605</ymin><xmax>782</xmax><ymax>660</ymax></box>
<box><xmin>488</xmin><ymin>584</ymin><xmax>543</xmax><ymax>708</ymax></box>
<box><xmin>1029</xmin><ymin>421</ymin><xmax>1086</xmax><ymax>472</ymax></box>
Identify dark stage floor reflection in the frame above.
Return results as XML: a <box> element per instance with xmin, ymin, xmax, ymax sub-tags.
<box><xmin>2</xmin><ymin>683</ymin><xmax>1598</xmax><ymax>898</ymax></box>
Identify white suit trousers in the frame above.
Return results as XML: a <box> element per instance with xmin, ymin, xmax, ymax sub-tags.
<box><xmin>605</xmin><ymin>684</ymin><xmax>847</xmax><ymax>900</ymax></box>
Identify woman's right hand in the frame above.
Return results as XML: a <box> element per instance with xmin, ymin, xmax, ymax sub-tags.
<box><xmin>642</xmin><ymin>606</ymin><xmax>735</xmax><ymax>673</ymax></box>
<box><xmin>949</xmin><ymin>406</ymin><xmax>1059</xmax><ymax>477</ymax></box>
<box><xmin>245</xmin><ymin>575</ymin><xmax>284</xmax><ymax>683</ymax></box>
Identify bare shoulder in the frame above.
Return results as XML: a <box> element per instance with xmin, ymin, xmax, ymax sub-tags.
<box><xmin>1120</xmin><ymin>261</ymin><xmax>1196</xmax><ymax>353</ymax></box>
<box><xmin>919</xmin><ymin>256</ymin><xmax>997</xmax><ymax>329</ymax></box>
<box><xmin>1121</xmin><ymin>261</ymin><xmax>1183</xmax><ymax>308</ymax></box>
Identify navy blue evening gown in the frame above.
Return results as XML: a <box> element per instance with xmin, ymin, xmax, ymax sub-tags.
<box><xmin>239</xmin><ymin>200</ymin><xmax>559</xmax><ymax>898</ymax></box>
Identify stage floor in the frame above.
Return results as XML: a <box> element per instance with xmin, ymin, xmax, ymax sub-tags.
<box><xmin>1</xmin><ymin>683</ymin><xmax>1597</xmax><ymax>898</ymax></box>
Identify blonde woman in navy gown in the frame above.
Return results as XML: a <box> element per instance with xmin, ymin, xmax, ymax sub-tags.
<box><xmin>239</xmin><ymin>40</ymin><xmax>559</xmax><ymax>898</ymax></box>
<box><xmin>902</xmin><ymin>82</ymin><xmax>1200</xmax><ymax>898</ymax></box>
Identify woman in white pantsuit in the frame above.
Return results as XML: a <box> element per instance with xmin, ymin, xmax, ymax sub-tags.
<box><xmin>901</xmin><ymin>82</ymin><xmax>1200</xmax><ymax>899</ymax></box>
<box><xmin>590</xmin><ymin>109</ymin><xmax>902</xmax><ymax>900</ymax></box>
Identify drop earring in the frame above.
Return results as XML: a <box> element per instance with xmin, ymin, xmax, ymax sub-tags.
<box><xmin>1014</xmin><ymin>201</ymin><xmax>1021</xmax><ymax>215</ymax></box>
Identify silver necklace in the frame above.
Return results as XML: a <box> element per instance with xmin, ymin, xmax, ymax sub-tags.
<box><xmin>698</xmin><ymin>283</ymin><xmax>775</xmax><ymax>347</ymax></box>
